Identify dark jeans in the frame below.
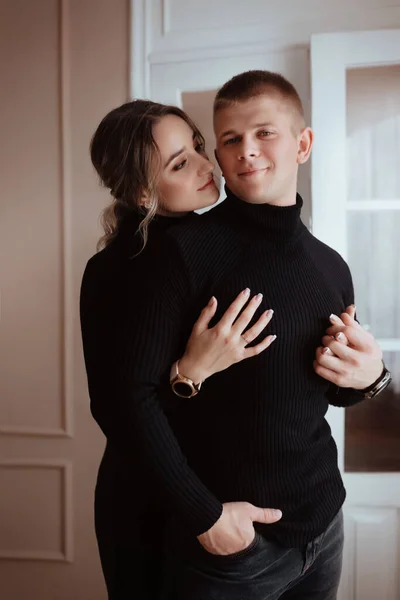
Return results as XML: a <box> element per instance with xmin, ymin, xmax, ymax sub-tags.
<box><xmin>162</xmin><ymin>510</ymin><xmax>344</xmax><ymax>600</ymax></box>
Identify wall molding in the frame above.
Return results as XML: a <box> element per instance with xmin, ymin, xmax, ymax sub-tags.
<box><xmin>149</xmin><ymin>39</ymin><xmax>308</xmax><ymax>66</ymax></box>
<box><xmin>161</xmin><ymin>0</ymin><xmax>170</xmax><ymax>36</ymax></box>
<box><xmin>130</xmin><ymin>0</ymin><xmax>151</xmax><ymax>98</ymax></box>
<box><xmin>0</xmin><ymin>0</ymin><xmax>73</xmax><ymax>439</ymax></box>
<box><xmin>0</xmin><ymin>459</ymin><xmax>73</xmax><ymax>562</ymax></box>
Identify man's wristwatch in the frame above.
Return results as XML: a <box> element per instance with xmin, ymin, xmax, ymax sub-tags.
<box><xmin>170</xmin><ymin>360</ymin><xmax>203</xmax><ymax>399</ymax></box>
<box><xmin>360</xmin><ymin>362</ymin><xmax>392</xmax><ymax>399</ymax></box>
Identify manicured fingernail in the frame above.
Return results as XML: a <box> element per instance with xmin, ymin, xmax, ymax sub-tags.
<box><xmin>323</xmin><ymin>347</ymin><xmax>333</xmax><ymax>355</ymax></box>
<box><xmin>208</xmin><ymin>296</ymin><xmax>216</xmax><ymax>306</ymax></box>
<box><xmin>243</xmin><ymin>288</ymin><xmax>250</xmax><ymax>296</ymax></box>
<box><xmin>271</xmin><ymin>335</ymin><xmax>277</xmax><ymax>342</ymax></box>
<box><xmin>329</xmin><ymin>314</ymin><xmax>339</xmax><ymax>322</ymax></box>
<box><xmin>265</xmin><ymin>309</ymin><xmax>274</xmax><ymax>318</ymax></box>
<box><xmin>336</xmin><ymin>332</ymin><xmax>345</xmax><ymax>341</ymax></box>
<box><xmin>272</xmin><ymin>509</ymin><xmax>282</xmax><ymax>518</ymax></box>
<box><xmin>255</xmin><ymin>293</ymin><xmax>263</xmax><ymax>302</ymax></box>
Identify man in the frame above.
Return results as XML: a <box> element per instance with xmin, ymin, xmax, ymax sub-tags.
<box><xmin>160</xmin><ymin>71</ymin><xmax>389</xmax><ymax>599</ymax></box>
<box><xmin>98</xmin><ymin>71</ymin><xmax>391</xmax><ymax>599</ymax></box>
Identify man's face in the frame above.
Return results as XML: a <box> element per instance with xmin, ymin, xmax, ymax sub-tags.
<box><xmin>214</xmin><ymin>95</ymin><xmax>312</xmax><ymax>206</ymax></box>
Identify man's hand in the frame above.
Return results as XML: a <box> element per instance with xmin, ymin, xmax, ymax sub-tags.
<box><xmin>197</xmin><ymin>502</ymin><xmax>282</xmax><ymax>556</ymax></box>
<box><xmin>314</xmin><ymin>306</ymin><xmax>383</xmax><ymax>390</ymax></box>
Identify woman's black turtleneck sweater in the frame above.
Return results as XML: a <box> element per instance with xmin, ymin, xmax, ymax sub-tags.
<box><xmin>82</xmin><ymin>190</ymin><xmax>365</xmax><ymax>549</ymax></box>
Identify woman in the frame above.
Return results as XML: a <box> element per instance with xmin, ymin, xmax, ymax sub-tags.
<box><xmin>80</xmin><ymin>100</ymin><xmax>276</xmax><ymax>599</ymax></box>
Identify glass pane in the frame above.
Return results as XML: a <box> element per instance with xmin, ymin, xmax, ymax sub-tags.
<box><xmin>345</xmin><ymin>352</ymin><xmax>400</xmax><ymax>472</ymax></box>
<box><xmin>346</xmin><ymin>65</ymin><xmax>400</xmax><ymax>201</ymax></box>
<box><xmin>347</xmin><ymin>211</ymin><xmax>400</xmax><ymax>338</ymax></box>
<box><xmin>345</xmin><ymin>64</ymin><xmax>400</xmax><ymax>473</ymax></box>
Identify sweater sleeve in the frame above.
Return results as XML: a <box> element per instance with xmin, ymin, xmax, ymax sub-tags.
<box><xmin>81</xmin><ymin>243</ymin><xmax>223</xmax><ymax>536</ymax></box>
<box><xmin>326</xmin><ymin>257</ymin><xmax>367</xmax><ymax>408</ymax></box>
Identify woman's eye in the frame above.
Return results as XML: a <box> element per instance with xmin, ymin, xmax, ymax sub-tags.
<box><xmin>259</xmin><ymin>131</ymin><xmax>272</xmax><ymax>137</ymax></box>
<box><xmin>173</xmin><ymin>159</ymin><xmax>187</xmax><ymax>171</ymax></box>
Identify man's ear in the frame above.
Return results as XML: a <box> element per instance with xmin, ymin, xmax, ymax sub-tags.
<box><xmin>297</xmin><ymin>127</ymin><xmax>314</xmax><ymax>165</ymax></box>
<box><xmin>214</xmin><ymin>148</ymin><xmax>223</xmax><ymax>174</ymax></box>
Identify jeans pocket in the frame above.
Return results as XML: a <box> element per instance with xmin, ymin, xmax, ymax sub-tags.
<box><xmin>200</xmin><ymin>532</ymin><xmax>262</xmax><ymax>563</ymax></box>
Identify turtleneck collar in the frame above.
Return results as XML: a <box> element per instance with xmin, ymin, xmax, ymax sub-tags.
<box><xmin>221</xmin><ymin>186</ymin><xmax>305</xmax><ymax>243</ymax></box>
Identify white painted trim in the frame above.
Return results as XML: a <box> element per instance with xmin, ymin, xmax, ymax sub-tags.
<box><xmin>347</xmin><ymin>200</ymin><xmax>400</xmax><ymax>211</ymax></box>
<box><xmin>310</xmin><ymin>34</ymin><xmax>348</xmax><ymax>257</ymax></box>
<box><xmin>311</xmin><ymin>28</ymin><xmax>400</xmax><ymax>67</ymax></box>
<box><xmin>378</xmin><ymin>339</ymin><xmax>400</xmax><ymax>352</ymax></box>
<box><xmin>0</xmin><ymin>0</ymin><xmax>73</xmax><ymax>439</ymax></box>
<box><xmin>0</xmin><ymin>459</ymin><xmax>73</xmax><ymax>562</ymax></box>
<box><xmin>161</xmin><ymin>0</ymin><xmax>170</xmax><ymax>36</ymax></box>
<box><xmin>148</xmin><ymin>40</ymin><xmax>308</xmax><ymax>66</ymax></box>
<box><xmin>130</xmin><ymin>0</ymin><xmax>151</xmax><ymax>98</ymax></box>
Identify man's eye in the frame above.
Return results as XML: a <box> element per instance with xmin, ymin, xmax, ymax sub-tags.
<box><xmin>223</xmin><ymin>137</ymin><xmax>239</xmax><ymax>146</ymax></box>
<box><xmin>173</xmin><ymin>159</ymin><xmax>187</xmax><ymax>171</ymax></box>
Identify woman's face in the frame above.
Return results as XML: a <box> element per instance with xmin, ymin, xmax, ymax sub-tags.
<box><xmin>151</xmin><ymin>115</ymin><xmax>219</xmax><ymax>215</ymax></box>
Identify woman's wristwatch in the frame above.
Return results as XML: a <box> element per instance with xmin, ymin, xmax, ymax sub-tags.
<box><xmin>170</xmin><ymin>360</ymin><xmax>203</xmax><ymax>399</ymax></box>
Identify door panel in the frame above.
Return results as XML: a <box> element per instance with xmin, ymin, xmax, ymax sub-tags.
<box><xmin>311</xmin><ymin>29</ymin><xmax>400</xmax><ymax>600</ymax></box>
<box><xmin>0</xmin><ymin>1</ymin><xmax>129</xmax><ymax>597</ymax></box>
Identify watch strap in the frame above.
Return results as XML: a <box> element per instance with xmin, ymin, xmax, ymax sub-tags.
<box><xmin>170</xmin><ymin>360</ymin><xmax>203</xmax><ymax>398</ymax></box>
<box><xmin>361</xmin><ymin>362</ymin><xmax>392</xmax><ymax>399</ymax></box>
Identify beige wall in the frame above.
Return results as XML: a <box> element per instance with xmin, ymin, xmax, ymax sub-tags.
<box><xmin>0</xmin><ymin>1</ymin><xmax>129</xmax><ymax>598</ymax></box>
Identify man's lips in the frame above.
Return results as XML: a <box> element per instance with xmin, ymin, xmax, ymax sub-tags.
<box><xmin>238</xmin><ymin>167</ymin><xmax>268</xmax><ymax>177</ymax></box>
<box><xmin>198</xmin><ymin>176</ymin><xmax>215</xmax><ymax>191</ymax></box>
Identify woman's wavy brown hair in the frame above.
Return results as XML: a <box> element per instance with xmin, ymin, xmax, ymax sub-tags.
<box><xmin>90</xmin><ymin>99</ymin><xmax>205</xmax><ymax>250</ymax></box>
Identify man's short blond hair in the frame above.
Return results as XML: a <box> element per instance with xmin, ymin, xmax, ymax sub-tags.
<box><xmin>214</xmin><ymin>70</ymin><xmax>306</xmax><ymax>132</ymax></box>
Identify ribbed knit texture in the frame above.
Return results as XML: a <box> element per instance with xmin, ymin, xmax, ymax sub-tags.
<box><xmin>81</xmin><ymin>192</ymin><xmax>364</xmax><ymax>549</ymax></box>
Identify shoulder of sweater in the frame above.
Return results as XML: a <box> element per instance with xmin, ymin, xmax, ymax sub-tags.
<box><xmin>303</xmin><ymin>229</ymin><xmax>349</xmax><ymax>267</ymax></box>
<box><xmin>81</xmin><ymin>222</ymin><xmax>188</xmax><ymax>300</ymax></box>
<box><xmin>302</xmin><ymin>229</ymin><xmax>353</xmax><ymax>293</ymax></box>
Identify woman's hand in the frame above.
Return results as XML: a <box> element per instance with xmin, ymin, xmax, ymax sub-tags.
<box><xmin>178</xmin><ymin>288</ymin><xmax>276</xmax><ymax>384</ymax></box>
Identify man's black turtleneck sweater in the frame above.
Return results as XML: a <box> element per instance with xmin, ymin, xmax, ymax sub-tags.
<box><xmin>83</xmin><ymin>190</ymin><xmax>365</xmax><ymax>549</ymax></box>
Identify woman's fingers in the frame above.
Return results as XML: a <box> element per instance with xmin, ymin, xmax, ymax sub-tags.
<box><xmin>245</xmin><ymin>334</ymin><xmax>277</xmax><ymax>357</ymax></box>
<box><xmin>322</xmin><ymin>333</ymin><xmax>349</xmax><ymax>348</ymax></box>
<box><xmin>231</xmin><ymin>293</ymin><xmax>264</xmax><ymax>334</ymax></box>
<box><xmin>192</xmin><ymin>296</ymin><xmax>218</xmax><ymax>334</ymax></box>
<box><xmin>216</xmin><ymin>288</ymin><xmax>251</xmax><ymax>329</ymax></box>
<box><xmin>345</xmin><ymin>305</ymin><xmax>356</xmax><ymax>319</ymax></box>
<box><xmin>241</xmin><ymin>309</ymin><xmax>274</xmax><ymax>344</ymax></box>
<box><xmin>329</xmin><ymin>314</ymin><xmax>345</xmax><ymax>327</ymax></box>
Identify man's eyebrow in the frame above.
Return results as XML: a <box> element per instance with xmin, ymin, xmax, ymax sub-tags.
<box><xmin>219</xmin><ymin>129</ymin><xmax>236</xmax><ymax>140</ymax></box>
<box><xmin>164</xmin><ymin>132</ymin><xmax>197</xmax><ymax>167</ymax></box>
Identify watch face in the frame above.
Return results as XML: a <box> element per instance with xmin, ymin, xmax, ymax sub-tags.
<box><xmin>173</xmin><ymin>381</ymin><xmax>193</xmax><ymax>398</ymax></box>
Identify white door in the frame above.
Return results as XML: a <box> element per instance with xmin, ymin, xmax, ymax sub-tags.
<box><xmin>311</xmin><ymin>29</ymin><xmax>400</xmax><ymax>600</ymax></box>
<box><xmin>149</xmin><ymin>30</ymin><xmax>400</xmax><ymax>600</ymax></box>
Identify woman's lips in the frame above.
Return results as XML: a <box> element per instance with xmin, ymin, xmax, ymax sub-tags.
<box><xmin>198</xmin><ymin>176</ymin><xmax>215</xmax><ymax>191</ymax></box>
